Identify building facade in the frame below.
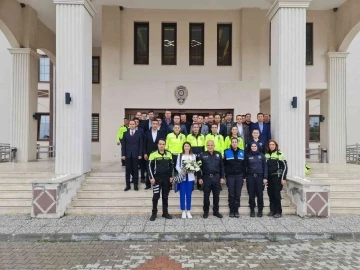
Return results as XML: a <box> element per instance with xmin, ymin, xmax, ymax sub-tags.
<box><xmin>0</xmin><ymin>0</ymin><xmax>360</xmax><ymax>179</ymax></box>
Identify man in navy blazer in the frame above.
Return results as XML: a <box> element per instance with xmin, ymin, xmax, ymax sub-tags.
<box><xmin>250</xmin><ymin>113</ymin><xmax>271</xmax><ymax>146</ymax></box>
<box><xmin>121</xmin><ymin>120</ymin><xmax>143</xmax><ymax>191</ymax></box>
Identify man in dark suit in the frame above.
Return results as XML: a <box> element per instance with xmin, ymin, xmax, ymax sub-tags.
<box><xmin>250</xmin><ymin>113</ymin><xmax>271</xmax><ymax>146</ymax></box>
<box><xmin>214</xmin><ymin>113</ymin><xmax>227</xmax><ymax>137</ymax></box>
<box><xmin>121</xmin><ymin>120</ymin><xmax>143</xmax><ymax>191</ymax></box>
<box><xmin>133</xmin><ymin>117</ymin><xmax>147</xmax><ymax>182</ymax></box>
<box><xmin>161</xmin><ymin>110</ymin><xmax>173</xmax><ymax>134</ymax></box>
<box><xmin>144</xmin><ymin>119</ymin><xmax>165</xmax><ymax>190</ymax></box>
<box><xmin>143</xmin><ymin>110</ymin><xmax>155</xmax><ymax>133</ymax></box>
<box><xmin>233</xmin><ymin>114</ymin><xmax>250</xmax><ymax>147</ymax></box>
<box><xmin>244</xmin><ymin>113</ymin><xmax>254</xmax><ymax>128</ymax></box>
<box><xmin>180</xmin><ymin>113</ymin><xmax>192</xmax><ymax>134</ymax></box>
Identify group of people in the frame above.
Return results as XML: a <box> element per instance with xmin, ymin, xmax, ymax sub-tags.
<box><xmin>117</xmin><ymin>110</ymin><xmax>287</xmax><ymax>221</ymax></box>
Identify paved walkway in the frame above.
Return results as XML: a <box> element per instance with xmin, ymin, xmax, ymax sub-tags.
<box><xmin>1</xmin><ymin>240</ymin><xmax>360</xmax><ymax>269</ymax></box>
<box><xmin>1</xmin><ymin>214</ymin><xmax>360</xmax><ymax>239</ymax></box>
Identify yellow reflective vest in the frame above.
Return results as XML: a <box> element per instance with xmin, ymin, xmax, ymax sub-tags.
<box><xmin>166</xmin><ymin>132</ymin><xmax>186</xmax><ymax>155</ymax></box>
<box><xmin>205</xmin><ymin>133</ymin><xmax>224</xmax><ymax>155</ymax></box>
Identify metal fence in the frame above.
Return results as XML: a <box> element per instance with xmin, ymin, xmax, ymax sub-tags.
<box><xmin>0</xmin><ymin>143</ymin><xmax>10</xmax><ymax>162</ymax></box>
<box><xmin>346</xmin><ymin>144</ymin><xmax>360</xmax><ymax>164</ymax></box>
<box><xmin>306</xmin><ymin>146</ymin><xmax>320</xmax><ymax>160</ymax></box>
<box><xmin>36</xmin><ymin>145</ymin><xmax>55</xmax><ymax>159</ymax></box>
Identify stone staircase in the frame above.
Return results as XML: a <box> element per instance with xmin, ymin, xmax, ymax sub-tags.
<box><xmin>308</xmin><ymin>172</ymin><xmax>360</xmax><ymax>215</ymax></box>
<box><xmin>67</xmin><ymin>172</ymin><xmax>297</xmax><ymax>215</ymax></box>
<box><xmin>0</xmin><ymin>172</ymin><xmax>55</xmax><ymax>214</ymax></box>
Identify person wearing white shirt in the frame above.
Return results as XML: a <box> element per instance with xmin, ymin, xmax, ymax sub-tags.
<box><xmin>176</xmin><ymin>142</ymin><xmax>196</xmax><ymax>219</ymax></box>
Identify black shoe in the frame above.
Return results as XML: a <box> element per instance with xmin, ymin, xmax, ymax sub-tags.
<box><xmin>250</xmin><ymin>210</ymin><xmax>255</xmax><ymax>217</ymax></box>
<box><xmin>162</xmin><ymin>212</ymin><xmax>173</xmax><ymax>219</ymax></box>
<box><xmin>229</xmin><ymin>212</ymin><xmax>235</xmax><ymax>218</ymax></box>
<box><xmin>203</xmin><ymin>212</ymin><xmax>209</xmax><ymax>219</ymax></box>
<box><xmin>124</xmin><ymin>186</ymin><xmax>131</xmax><ymax>191</ymax></box>
<box><xmin>169</xmin><ymin>186</ymin><xmax>173</xmax><ymax>190</ymax></box>
<box><xmin>149</xmin><ymin>214</ymin><xmax>157</xmax><ymax>221</ymax></box>
<box><xmin>213</xmin><ymin>212</ymin><xmax>223</xmax><ymax>218</ymax></box>
<box><xmin>267</xmin><ymin>212</ymin><xmax>275</xmax><ymax>217</ymax></box>
<box><xmin>134</xmin><ymin>186</ymin><xmax>139</xmax><ymax>191</ymax></box>
<box><xmin>145</xmin><ymin>186</ymin><xmax>151</xmax><ymax>190</ymax></box>
<box><xmin>234</xmin><ymin>211</ymin><xmax>240</xmax><ymax>218</ymax></box>
<box><xmin>273</xmin><ymin>213</ymin><xmax>282</xmax><ymax>218</ymax></box>
<box><xmin>140</xmin><ymin>179</ymin><xmax>146</xmax><ymax>183</ymax></box>
<box><xmin>257</xmin><ymin>210</ymin><xmax>263</xmax><ymax>218</ymax></box>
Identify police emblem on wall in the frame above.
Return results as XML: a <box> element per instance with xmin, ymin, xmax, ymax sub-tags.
<box><xmin>174</xmin><ymin>85</ymin><xmax>188</xmax><ymax>105</ymax></box>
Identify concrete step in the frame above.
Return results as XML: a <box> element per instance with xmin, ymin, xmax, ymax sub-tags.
<box><xmin>331</xmin><ymin>207</ymin><xmax>360</xmax><ymax>215</ymax></box>
<box><xmin>311</xmin><ymin>179</ymin><xmax>360</xmax><ymax>185</ymax></box>
<box><xmin>0</xmin><ymin>191</ymin><xmax>32</xmax><ymax>199</ymax></box>
<box><xmin>76</xmin><ymin>190</ymin><xmax>288</xmax><ymax>199</ymax></box>
<box><xmin>329</xmin><ymin>185</ymin><xmax>360</xmax><ymax>192</ymax></box>
<box><xmin>0</xmin><ymin>178</ymin><xmax>41</xmax><ymax>184</ymax></box>
<box><xmin>0</xmin><ymin>184</ymin><xmax>32</xmax><ymax>191</ymax></box>
<box><xmin>0</xmin><ymin>207</ymin><xmax>31</xmax><ymax>214</ymax></box>
<box><xmin>71</xmin><ymin>198</ymin><xmax>292</xmax><ymax>207</ymax></box>
<box><xmin>0</xmin><ymin>199</ymin><xmax>32</xmax><ymax>207</ymax></box>
<box><xmin>330</xmin><ymin>191</ymin><xmax>360</xmax><ymax>199</ymax></box>
<box><xmin>89</xmin><ymin>172</ymin><xmax>125</xmax><ymax>177</ymax></box>
<box><xmin>330</xmin><ymin>198</ymin><xmax>360</xmax><ymax>207</ymax></box>
<box><xmin>67</xmin><ymin>206</ymin><xmax>297</xmax><ymax>215</ymax></box>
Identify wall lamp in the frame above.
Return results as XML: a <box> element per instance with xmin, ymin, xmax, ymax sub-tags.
<box><xmin>65</xmin><ymin>92</ymin><xmax>72</xmax><ymax>105</ymax></box>
<box><xmin>32</xmin><ymin>113</ymin><xmax>40</xmax><ymax>120</ymax></box>
<box><xmin>320</xmin><ymin>115</ymin><xmax>325</xmax><ymax>122</ymax></box>
<box><xmin>291</xmin><ymin>96</ymin><xmax>297</xmax><ymax>108</ymax></box>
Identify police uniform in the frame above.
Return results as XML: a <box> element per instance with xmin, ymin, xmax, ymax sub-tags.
<box><xmin>224</xmin><ymin>147</ymin><xmax>246</xmax><ymax>217</ymax></box>
<box><xmin>197</xmin><ymin>151</ymin><xmax>225</xmax><ymax>218</ymax></box>
<box><xmin>224</xmin><ymin>136</ymin><xmax>245</xmax><ymax>150</ymax></box>
<box><xmin>116</xmin><ymin>125</ymin><xmax>128</xmax><ymax>166</ymax></box>
<box><xmin>205</xmin><ymin>133</ymin><xmax>225</xmax><ymax>155</ymax></box>
<box><xmin>148</xmin><ymin>150</ymin><xmax>174</xmax><ymax>221</ymax></box>
<box><xmin>166</xmin><ymin>132</ymin><xmax>186</xmax><ymax>174</ymax></box>
<box><xmin>245</xmin><ymin>149</ymin><xmax>268</xmax><ymax>217</ymax></box>
<box><xmin>265</xmin><ymin>151</ymin><xmax>288</xmax><ymax>217</ymax></box>
<box><xmin>187</xmin><ymin>133</ymin><xmax>205</xmax><ymax>190</ymax></box>
<box><xmin>247</xmin><ymin>139</ymin><xmax>265</xmax><ymax>154</ymax></box>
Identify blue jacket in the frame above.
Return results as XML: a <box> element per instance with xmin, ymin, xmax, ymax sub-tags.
<box><xmin>121</xmin><ymin>129</ymin><xmax>143</xmax><ymax>158</ymax></box>
<box><xmin>245</xmin><ymin>150</ymin><xmax>268</xmax><ymax>178</ymax></box>
<box><xmin>224</xmin><ymin>148</ymin><xmax>246</xmax><ymax>176</ymax></box>
<box><xmin>250</xmin><ymin>122</ymin><xmax>271</xmax><ymax>147</ymax></box>
<box><xmin>247</xmin><ymin>139</ymin><xmax>266</xmax><ymax>154</ymax></box>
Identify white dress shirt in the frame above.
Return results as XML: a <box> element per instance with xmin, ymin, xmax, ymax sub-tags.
<box><xmin>151</xmin><ymin>130</ymin><xmax>157</xmax><ymax>142</ymax></box>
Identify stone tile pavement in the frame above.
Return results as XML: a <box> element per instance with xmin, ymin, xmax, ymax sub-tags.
<box><xmin>1</xmin><ymin>240</ymin><xmax>360</xmax><ymax>269</ymax></box>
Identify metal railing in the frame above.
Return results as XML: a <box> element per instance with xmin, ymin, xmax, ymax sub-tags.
<box><xmin>346</xmin><ymin>144</ymin><xmax>360</xmax><ymax>164</ymax></box>
<box><xmin>0</xmin><ymin>143</ymin><xmax>10</xmax><ymax>162</ymax></box>
<box><xmin>306</xmin><ymin>146</ymin><xmax>320</xmax><ymax>160</ymax></box>
<box><xmin>36</xmin><ymin>145</ymin><xmax>55</xmax><ymax>159</ymax></box>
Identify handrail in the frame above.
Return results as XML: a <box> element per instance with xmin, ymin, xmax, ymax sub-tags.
<box><xmin>0</xmin><ymin>143</ymin><xmax>11</xmax><ymax>162</ymax></box>
<box><xmin>36</xmin><ymin>145</ymin><xmax>56</xmax><ymax>159</ymax></box>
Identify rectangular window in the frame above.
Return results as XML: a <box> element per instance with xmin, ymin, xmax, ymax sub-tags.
<box><xmin>306</xmin><ymin>23</ymin><xmax>314</xmax><ymax>65</ymax></box>
<box><xmin>37</xmin><ymin>113</ymin><xmax>50</xmax><ymax>141</ymax></box>
<box><xmin>39</xmin><ymin>57</ymin><xmax>50</xmax><ymax>82</ymax></box>
<box><xmin>92</xmin><ymin>113</ymin><xmax>100</xmax><ymax>142</ymax></box>
<box><xmin>134</xmin><ymin>22</ymin><xmax>149</xmax><ymax>65</ymax></box>
<box><xmin>309</xmin><ymin>115</ymin><xmax>320</xmax><ymax>142</ymax></box>
<box><xmin>92</xmin><ymin>56</ymin><xmax>100</xmax><ymax>84</ymax></box>
<box><xmin>162</xmin><ymin>23</ymin><xmax>177</xmax><ymax>65</ymax></box>
<box><xmin>217</xmin><ymin>24</ymin><xmax>232</xmax><ymax>66</ymax></box>
<box><xmin>189</xmin><ymin>23</ymin><xmax>204</xmax><ymax>65</ymax></box>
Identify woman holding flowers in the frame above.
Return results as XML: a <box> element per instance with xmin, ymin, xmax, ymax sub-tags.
<box><xmin>176</xmin><ymin>142</ymin><xmax>197</xmax><ymax>219</ymax></box>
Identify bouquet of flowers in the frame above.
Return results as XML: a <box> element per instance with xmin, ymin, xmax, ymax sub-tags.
<box><xmin>174</xmin><ymin>160</ymin><xmax>202</xmax><ymax>184</ymax></box>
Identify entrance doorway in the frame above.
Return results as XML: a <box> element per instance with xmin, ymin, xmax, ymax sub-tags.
<box><xmin>125</xmin><ymin>108</ymin><xmax>234</xmax><ymax>121</ymax></box>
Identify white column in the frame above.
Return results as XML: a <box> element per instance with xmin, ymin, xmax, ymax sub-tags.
<box><xmin>8</xmin><ymin>48</ymin><xmax>39</xmax><ymax>162</ymax></box>
<box><xmin>267</xmin><ymin>0</ymin><xmax>311</xmax><ymax>178</ymax></box>
<box><xmin>327</xmin><ymin>52</ymin><xmax>348</xmax><ymax>163</ymax></box>
<box><xmin>54</xmin><ymin>0</ymin><xmax>96</xmax><ymax>174</ymax></box>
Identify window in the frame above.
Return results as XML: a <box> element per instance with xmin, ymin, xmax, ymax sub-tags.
<box><xmin>189</xmin><ymin>23</ymin><xmax>204</xmax><ymax>65</ymax></box>
<box><xmin>92</xmin><ymin>113</ymin><xmax>100</xmax><ymax>142</ymax></box>
<box><xmin>92</xmin><ymin>56</ymin><xmax>100</xmax><ymax>84</ymax></box>
<box><xmin>162</xmin><ymin>23</ymin><xmax>177</xmax><ymax>65</ymax></box>
<box><xmin>309</xmin><ymin>115</ymin><xmax>320</xmax><ymax>142</ymax></box>
<box><xmin>37</xmin><ymin>113</ymin><xmax>50</xmax><ymax>141</ymax></box>
<box><xmin>134</xmin><ymin>22</ymin><xmax>149</xmax><ymax>65</ymax></box>
<box><xmin>39</xmin><ymin>57</ymin><xmax>50</xmax><ymax>82</ymax></box>
<box><xmin>217</xmin><ymin>24</ymin><xmax>232</xmax><ymax>66</ymax></box>
<box><xmin>306</xmin><ymin>23</ymin><xmax>313</xmax><ymax>65</ymax></box>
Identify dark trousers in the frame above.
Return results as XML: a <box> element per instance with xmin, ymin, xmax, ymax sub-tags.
<box><xmin>227</xmin><ymin>175</ymin><xmax>244</xmax><ymax>212</ymax></box>
<box><xmin>267</xmin><ymin>174</ymin><xmax>283</xmax><ymax>214</ymax></box>
<box><xmin>139</xmin><ymin>158</ymin><xmax>146</xmax><ymax>180</ymax></box>
<box><xmin>247</xmin><ymin>174</ymin><xmax>264</xmax><ymax>211</ymax></box>
<box><xmin>125</xmin><ymin>157</ymin><xmax>139</xmax><ymax>187</ymax></box>
<box><xmin>152</xmin><ymin>176</ymin><xmax>171</xmax><ymax>214</ymax></box>
<box><xmin>172</xmin><ymin>154</ymin><xmax>179</xmax><ymax>176</ymax></box>
<box><xmin>203</xmin><ymin>175</ymin><xmax>221</xmax><ymax>214</ymax></box>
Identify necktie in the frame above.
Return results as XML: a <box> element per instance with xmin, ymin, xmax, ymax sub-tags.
<box><xmin>131</xmin><ymin>131</ymin><xmax>134</xmax><ymax>136</ymax></box>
